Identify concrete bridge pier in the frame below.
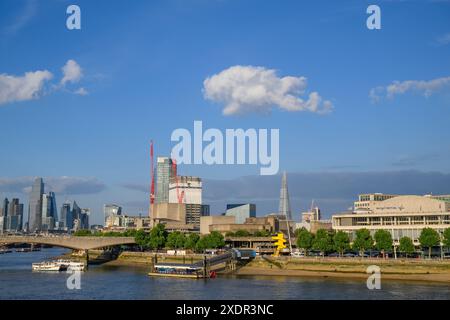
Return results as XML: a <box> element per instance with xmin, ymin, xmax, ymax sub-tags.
<box><xmin>84</xmin><ymin>250</ymin><xmax>89</xmax><ymax>266</ymax></box>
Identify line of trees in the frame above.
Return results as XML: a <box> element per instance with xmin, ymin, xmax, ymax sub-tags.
<box><xmin>74</xmin><ymin>224</ymin><xmax>225</xmax><ymax>252</ymax></box>
<box><xmin>225</xmin><ymin>230</ymin><xmax>271</xmax><ymax>237</ymax></box>
<box><xmin>295</xmin><ymin>227</ymin><xmax>450</xmax><ymax>258</ymax></box>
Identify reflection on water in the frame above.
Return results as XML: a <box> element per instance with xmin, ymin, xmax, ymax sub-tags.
<box><xmin>0</xmin><ymin>248</ymin><xmax>449</xmax><ymax>300</ymax></box>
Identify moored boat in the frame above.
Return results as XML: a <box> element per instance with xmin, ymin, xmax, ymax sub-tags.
<box><xmin>32</xmin><ymin>261</ymin><xmax>68</xmax><ymax>272</ymax></box>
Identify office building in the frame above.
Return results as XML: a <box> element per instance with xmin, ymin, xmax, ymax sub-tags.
<box><xmin>28</xmin><ymin>177</ymin><xmax>44</xmax><ymax>232</ymax></box>
<box><xmin>332</xmin><ymin>193</ymin><xmax>450</xmax><ymax>245</ymax></box>
<box><xmin>5</xmin><ymin>198</ymin><xmax>23</xmax><ymax>232</ymax></box>
<box><xmin>0</xmin><ymin>198</ymin><xmax>9</xmax><ymax>232</ymax></box>
<box><xmin>225</xmin><ymin>204</ymin><xmax>256</xmax><ymax>224</ymax></box>
<box><xmin>104</xmin><ymin>204</ymin><xmax>122</xmax><ymax>225</ymax></box>
<box><xmin>156</xmin><ymin>157</ymin><xmax>175</xmax><ymax>203</ymax></box>
<box><xmin>41</xmin><ymin>192</ymin><xmax>58</xmax><ymax>231</ymax></box>
<box><xmin>60</xmin><ymin>202</ymin><xmax>72</xmax><ymax>230</ymax></box>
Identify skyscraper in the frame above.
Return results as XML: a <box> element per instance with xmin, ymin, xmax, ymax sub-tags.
<box><xmin>41</xmin><ymin>192</ymin><xmax>58</xmax><ymax>231</ymax></box>
<box><xmin>60</xmin><ymin>202</ymin><xmax>72</xmax><ymax>230</ymax></box>
<box><xmin>278</xmin><ymin>171</ymin><xmax>292</xmax><ymax>221</ymax></box>
<box><xmin>104</xmin><ymin>204</ymin><xmax>122</xmax><ymax>225</ymax></box>
<box><xmin>28</xmin><ymin>178</ymin><xmax>44</xmax><ymax>233</ymax></box>
<box><xmin>6</xmin><ymin>198</ymin><xmax>23</xmax><ymax>232</ymax></box>
<box><xmin>0</xmin><ymin>198</ymin><xmax>9</xmax><ymax>232</ymax></box>
<box><xmin>156</xmin><ymin>157</ymin><xmax>175</xmax><ymax>203</ymax></box>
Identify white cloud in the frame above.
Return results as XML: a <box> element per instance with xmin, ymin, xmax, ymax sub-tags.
<box><xmin>60</xmin><ymin>59</ymin><xmax>83</xmax><ymax>86</ymax></box>
<box><xmin>203</xmin><ymin>65</ymin><xmax>333</xmax><ymax>115</ymax></box>
<box><xmin>74</xmin><ymin>87</ymin><xmax>88</xmax><ymax>96</ymax></box>
<box><xmin>370</xmin><ymin>76</ymin><xmax>450</xmax><ymax>103</ymax></box>
<box><xmin>0</xmin><ymin>70</ymin><xmax>53</xmax><ymax>106</ymax></box>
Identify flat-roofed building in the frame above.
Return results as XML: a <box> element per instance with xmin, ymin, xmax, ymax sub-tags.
<box><xmin>332</xmin><ymin>194</ymin><xmax>450</xmax><ymax>245</ymax></box>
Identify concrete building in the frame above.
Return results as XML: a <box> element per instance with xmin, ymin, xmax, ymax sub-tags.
<box><xmin>332</xmin><ymin>193</ymin><xmax>450</xmax><ymax>245</ymax></box>
<box><xmin>225</xmin><ymin>204</ymin><xmax>256</xmax><ymax>224</ymax></box>
<box><xmin>150</xmin><ymin>202</ymin><xmax>197</xmax><ymax>232</ymax></box>
<box><xmin>200</xmin><ymin>215</ymin><xmax>280</xmax><ymax>236</ymax></box>
<box><xmin>105</xmin><ymin>214</ymin><xmax>151</xmax><ymax>231</ymax></box>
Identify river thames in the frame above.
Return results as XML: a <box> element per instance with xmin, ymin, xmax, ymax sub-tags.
<box><xmin>1</xmin><ymin>248</ymin><xmax>449</xmax><ymax>300</ymax></box>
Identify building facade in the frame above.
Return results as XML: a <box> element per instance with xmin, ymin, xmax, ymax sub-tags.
<box><xmin>225</xmin><ymin>204</ymin><xmax>256</xmax><ymax>224</ymax></box>
<box><xmin>332</xmin><ymin>194</ymin><xmax>450</xmax><ymax>245</ymax></box>
<box><xmin>28</xmin><ymin>177</ymin><xmax>44</xmax><ymax>233</ymax></box>
<box><xmin>156</xmin><ymin>157</ymin><xmax>175</xmax><ymax>204</ymax></box>
<box><xmin>104</xmin><ymin>204</ymin><xmax>122</xmax><ymax>225</ymax></box>
<box><xmin>41</xmin><ymin>192</ymin><xmax>58</xmax><ymax>231</ymax></box>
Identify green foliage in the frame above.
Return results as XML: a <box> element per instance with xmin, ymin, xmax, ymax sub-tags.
<box><xmin>333</xmin><ymin>231</ymin><xmax>350</xmax><ymax>256</ymax></box>
<box><xmin>443</xmin><ymin>228</ymin><xmax>450</xmax><ymax>249</ymax></box>
<box><xmin>352</xmin><ymin>228</ymin><xmax>373</xmax><ymax>256</ymax></box>
<box><xmin>234</xmin><ymin>230</ymin><xmax>250</xmax><ymax>237</ymax></box>
<box><xmin>134</xmin><ymin>229</ymin><xmax>149</xmax><ymax>250</ymax></box>
<box><xmin>253</xmin><ymin>230</ymin><xmax>270</xmax><ymax>237</ymax></box>
<box><xmin>374</xmin><ymin>229</ymin><xmax>393</xmax><ymax>256</ymax></box>
<box><xmin>195</xmin><ymin>231</ymin><xmax>225</xmax><ymax>252</ymax></box>
<box><xmin>166</xmin><ymin>231</ymin><xmax>187</xmax><ymax>249</ymax></box>
<box><xmin>184</xmin><ymin>233</ymin><xmax>200</xmax><ymax>250</ymax></box>
<box><xmin>148</xmin><ymin>223</ymin><xmax>168</xmax><ymax>250</ymax></box>
<box><xmin>73</xmin><ymin>229</ymin><xmax>92</xmax><ymax>236</ymax></box>
<box><xmin>296</xmin><ymin>228</ymin><xmax>313</xmax><ymax>255</ymax></box>
<box><xmin>419</xmin><ymin>228</ymin><xmax>440</xmax><ymax>258</ymax></box>
<box><xmin>225</xmin><ymin>232</ymin><xmax>235</xmax><ymax>237</ymax></box>
<box><xmin>399</xmin><ymin>237</ymin><xmax>415</xmax><ymax>257</ymax></box>
<box><xmin>312</xmin><ymin>229</ymin><xmax>332</xmax><ymax>257</ymax></box>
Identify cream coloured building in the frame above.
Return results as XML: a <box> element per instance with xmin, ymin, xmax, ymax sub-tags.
<box><xmin>332</xmin><ymin>194</ymin><xmax>450</xmax><ymax>245</ymax></box>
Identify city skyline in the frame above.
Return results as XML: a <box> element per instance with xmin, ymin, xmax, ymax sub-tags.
<box><xmin>1</xmin><ymin>0</ymin><xmax>450</xmax><ymax>224</ymax></box>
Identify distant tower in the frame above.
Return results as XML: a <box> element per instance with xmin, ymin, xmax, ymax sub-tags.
<box><xmin>278</xmin><ymin>171</ymin><xmax>292</xmax><ymax>221</ymax></box>
<box><xmin>28</xmin><ymin>177</ymin><xmax>44</xmax><ymax>233</ymax></box>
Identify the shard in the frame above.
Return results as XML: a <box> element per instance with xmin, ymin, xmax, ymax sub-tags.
<box><xmin>278</xmin><ymin>171</ymin><xmax>292</xmax><ymax>221</ymax></box>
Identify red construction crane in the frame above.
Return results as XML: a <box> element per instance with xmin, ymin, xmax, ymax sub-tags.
<box><xmin>171</xmin><ymin>159</ymin><xmax>185</xmax><ymax>204</ymax></box>
<box><xmin>149</xmin><ymin>140</ymin><xmax>155</xmax><ymax>216</ymax></box>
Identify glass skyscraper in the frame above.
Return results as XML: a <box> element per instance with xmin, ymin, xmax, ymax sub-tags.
<box><xmin>28</xmin><ymin>177</ymin><xmax>44</xmax><ymax>233</ymax></box>
<box><xmin>156</xmin><ymin>157</ymin><xmax>175</xmax><ymax>204</ymax></box>
<box><xmin>41</xmin><ymin>192</ymin><xmax>58</xmax><ymax>231</ymax></box>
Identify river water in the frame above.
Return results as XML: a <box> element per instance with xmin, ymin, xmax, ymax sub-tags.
<box><xmin>0</xmin><ymin>248</ymin><xmax>449</xmax><ymax>300</ymax></box>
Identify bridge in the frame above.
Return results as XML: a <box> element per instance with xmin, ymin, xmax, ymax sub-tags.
<box><xmin>0</xmin><ymin>235</ymin><xmax>136</xmax><ymax>251</ymax></box>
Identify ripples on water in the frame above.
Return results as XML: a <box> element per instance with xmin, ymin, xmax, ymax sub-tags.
<box><xmin>0</xmin><ymin>248</ymin><xmax>449</xmax><ymax>300</ymax></box>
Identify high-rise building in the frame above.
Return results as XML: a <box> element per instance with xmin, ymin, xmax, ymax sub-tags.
<box><xmin>0</xmin><ymin>198</ymin><xmax>9</xmax><ymax>232</ymax></box>
<box><xmin>5</xmin><ymin>198</ymin><xmax>23</xmax><ymax>232</ymax></box>
<box><xmin>225</xmin><ymin>204</ymin><xmax>256</xmax><ymax>224</ymax></box>
<box><xmin>28</xmin><ymin>177</ymin><xmax>44</xmax><ymax>233</ymax></box>
<box><xmin>41</xmin><ymin>192</ymin><xmax>58</xmax><ymax>231</ymax></box>
<box><xmin>104</xmin><ymin>204</ymin><xmax>122</xmax><ymax>225</ymax></box>
<box><xmin>71</xmin><ymin>201</ymin><xmax>82</xmax><ymax>231</ymax></box>
<box><xmin>156</xmin><ymin>157</ymin><xmax>175</xmax><ymax>203</ymax></box>
<box><xmin>80</xmin><ymin>208</ymin><xmax>90</xmax><ymax>230</ymax></box>
<box><xmin>60</xmin><ymin>202</ymin><xmax>72</xmax><ymax>230</ymax></box>
<box><xmin>278</xmin><ymin>172</ymin><xmax>292</xmax><ymax>221</ymax></box>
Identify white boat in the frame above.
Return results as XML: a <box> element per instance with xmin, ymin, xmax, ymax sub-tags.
<box><xmin>32</xmin><ymin>262</ymin><xmax>68</xmax><ymax>272</ymax></box>
<box><xmin>55</xmin><ymin>259</ymin><xmax>86</xmax><ymax>271</ymax></box>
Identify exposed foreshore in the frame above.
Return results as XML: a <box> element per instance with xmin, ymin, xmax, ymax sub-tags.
<box><xmin>234</xmin><ymin>256</ymin><xmax>450</xmax><ymax>284</ymax></box>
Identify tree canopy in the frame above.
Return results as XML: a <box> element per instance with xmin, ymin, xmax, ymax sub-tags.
<box><xmin>419</xmin><ymin>228</ymin><xmax>440</xmax><ymax>259</ymax></box>
<box><xmin>352</xmin><ymin>228</ymin><xmax>373</xmax><ymax>256</ymax></box>
<box><xmin>333</xmin><ymin>231</ymin><xmax>350</xmax><ymax>256</ymax></box>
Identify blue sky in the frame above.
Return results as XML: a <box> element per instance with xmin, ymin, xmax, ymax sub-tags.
<box><xmin>1</xmin><ymin>0</ymin><xmax>449</xmax><ymax>224</ymax></box>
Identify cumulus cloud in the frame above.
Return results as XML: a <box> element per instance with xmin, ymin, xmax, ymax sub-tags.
<box><xmin>0</xmin><ymin>59</ymin><xmax>88</xmax><ymax>106</ymax></box>
<box><xmin>203</xmin><ymin>65</ymin><xmax>333</xmax><ymax>115</ymax></box>
<box><xmin>60</xmin><ymin>59</ymin><xmax>83</xmax><ymax>86</ymax></box>
<box><xmin>0</xmin><ymin>176</ymin><xmax>106</xmax><ymax>195</ymax></box>
<box><xmin>0</xmin><ymin>70</ymin><xmax>53</xmax><ymax>106</ymax></box>
<box><xmin>370</xmin><ymin>76</ymin><xmax>450</xmax><ymax>103</ymax></box>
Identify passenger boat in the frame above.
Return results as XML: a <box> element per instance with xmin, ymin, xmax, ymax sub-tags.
<box><xmin>16</xmin><ymin>248</ymin><xmax>32</xmax><ymax>253</ymax></box>
<box><xmin>148</xmin><ymin>263</ymin><xmax>206</xmax><ymax>279</ymax></box>
<box><xmin>55</xmin><ymin>259</ymin><xmax>86</xmax><ymax>271</ymax></box>
<box><xmin>32</xmin><ymin>262</ymin><xmax>68</xmax><ymax>272</ymax></box>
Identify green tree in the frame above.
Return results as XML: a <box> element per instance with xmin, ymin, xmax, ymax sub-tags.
<box><xmin>225</xmin><ymin>232</ymin><xmax>235</xmax><ymax>237</ymax></box>
<box><xmin>443</xmin><ymin>228</ymin><xmax>450</xmax><ymax>249</ymax></box>
<box><xmin>166</xmin><ymin>231</ymin><xmax>186</xmax><ymax>249</ymax></box>
<box><xmin>419</xmin><ymin>228</ymin><xmax>440</xmax><ymax>259</ymax></box>
<box><xmin>296</xmin><ymin>228</ymin><xmax>313</xmax><ymax>255</ymax></box>
<box><xmin>234</xmin><ymin>230</ymin><xmax>250</xmax><ymax>237</ymax></box>
<box><xmin>352</xmin><ymin>228</ymin><xmax>373</xmax><ymax>257</ymax></box>
<box><xmin>374</xmin><ymin>229</ymin><xmax>393</xmax><ymax>258</ymax></box>
<box><xmin>184</xmin><ymin>233</ymin><xmax>200</xmax><ymax>250</ymax></box>
<box><xmin>195</xmin><ymin>236</ymin><xmax>209</xmax><ymax>252</ymax></box>
<box><xmin>134</xmin><ymin>229</ymin><xmax>149</xmax><ymax>251</ymax></box>
<box><xmin>148</xmin><ymin>223</ymin><xmax>167</xmax><ymax>250</ymax></box>
<box><xmin>333</xmin><ymin>231</ymin><xmax>350</xmax><ymax>257</ymax></box>
<box><xmin>312</xmin><ymin>229</ymin><xmax>332</xmax><ymax>257</ymax></box>
<box><xmin>399</xmin><ymin>236</ymin><xmax>415</xmax><ymax>258</ymax></box>
<box><xmin>208</xmin><ymin>231</ymin><xmax>225</xmax><ymax>248</ymax></box>
<box><xmin>73</xmin><ymin>229</ymin><xmax>92</xmax><ymax>236</ymax></box>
